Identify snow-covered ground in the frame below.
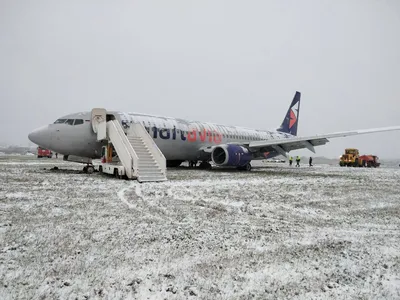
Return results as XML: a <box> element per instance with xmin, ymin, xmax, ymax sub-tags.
<box><xmin>0</xmin><ymin>156</ymin><xmax>399</xmax><ymax>299</ymax></box>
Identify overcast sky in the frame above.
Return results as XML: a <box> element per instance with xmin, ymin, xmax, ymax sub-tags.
<box><xmin>1</xmin><ymin>0</ymin><xmax>399</xmax><ymax>158</ymax></box>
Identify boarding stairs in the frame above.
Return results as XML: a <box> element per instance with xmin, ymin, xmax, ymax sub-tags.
<box><xmin>91</xmin><ymin>108</ymin><xmax>167</xmax><ymax>182</ymax></box>
<box><xmin>126</xmin><ymin>125</ymin><xmax>167</xmax><ymax>182</ymax></box>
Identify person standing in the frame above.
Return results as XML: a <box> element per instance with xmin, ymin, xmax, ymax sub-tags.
<box><xmin>289</xmin><ymin>156</ymin><xmax>293</xmax><ymax>166</ymax></box>
<box><xmin>309</xmin><ymin>156</ymin><xmax>313</xmax><ymax>167</ymax></box>
<box><xmin>296</xmin><ymin>156</ymin><xmax>301</xmax><ymax>167</ymax></box>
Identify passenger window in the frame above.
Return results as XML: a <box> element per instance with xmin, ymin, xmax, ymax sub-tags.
<box><xmin>65</xmin><ymin>119</ymin><xmax>74</xmax><ymax>125</ymax></box>
<box><xmin>74</xmin><ymin>119</ymin><xmax>84</xmax><ymax>125</ymax></box>
<box><xmin>54</xmin><ymin>119</ymin><xmax>66</xmax><ymax>124</ymax></box>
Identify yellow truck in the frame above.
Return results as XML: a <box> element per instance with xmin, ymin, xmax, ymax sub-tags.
<box><xmin>339</xmin><ymin>148</ymin><xmax>360</xmax><ymax>167</ymax></box>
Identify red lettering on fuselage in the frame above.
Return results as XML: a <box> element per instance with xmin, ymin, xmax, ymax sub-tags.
<box><xmin>213</xmin><ymin>132</ymin><xmax>222</xmax><ymax>144</ymax></box>
<box><xmin>187</xmin><ymin>130</ymin><xmax>197</xmax><ymax>142</ymax></box>
<box><xmin>187</xmin><ymin>128</ymin><xmax>222</xmax><ymax>144</ymax></box>
<box><xmin>149</xmin><ymin>125</ymin><xmax>223</xmax><ymax>144</ymax></box>
<box><xmin>199</xmin><ymin>129</ymin><xmax>207</xmax><ymax>142</ymax></box>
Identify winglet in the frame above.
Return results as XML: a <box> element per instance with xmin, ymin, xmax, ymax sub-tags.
<box><xmin>277</xmin><ymin>91</ymin><xmax>301</xmax><ymax>136</ymax></box>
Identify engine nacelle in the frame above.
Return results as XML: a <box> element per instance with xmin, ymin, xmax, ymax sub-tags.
<box><xmin>211</xmin><ymin>144</ymin><xmax>252</xmax><ymax>167</ymax></box>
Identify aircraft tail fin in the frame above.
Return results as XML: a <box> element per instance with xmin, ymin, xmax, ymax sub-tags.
<box><xmin>277</xmin><ymin>91</ymin><xmax>301</xmax><ymax>136</ymax></box>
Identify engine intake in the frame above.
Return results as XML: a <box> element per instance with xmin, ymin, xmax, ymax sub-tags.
<box><xmin>211</xmin><ymin>144</ymin><xmax>252</xmax><ymax>167</ymax></box>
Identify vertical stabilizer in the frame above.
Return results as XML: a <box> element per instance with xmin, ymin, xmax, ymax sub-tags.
<box><xmin>277</xmin><ymin>91</ymin><xmax>301</xmax><ymax>136</ymax></box>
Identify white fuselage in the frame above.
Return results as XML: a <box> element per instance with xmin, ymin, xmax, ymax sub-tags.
<box><xmin>120</xmin><ymin>112</ymin><xmax>291</xmax><ymax>160</ymax></box>
<box><xmin>28</xmin><ymin>111</ymin><xmax>292</xmax><ymax>162</ymax></box>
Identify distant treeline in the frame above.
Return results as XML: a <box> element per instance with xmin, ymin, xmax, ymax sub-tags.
<box><xmin>0</xmin><ymin>146</ymin><xmax>34</xmax><ymax>154</ymax></box>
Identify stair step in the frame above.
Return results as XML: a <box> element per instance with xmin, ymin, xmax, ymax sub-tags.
<box><xmin>138</xmin><ymin>161</ymin><xmax>155</xmax><ymax>164</ymax></box>
<box><xmin>138</xmin><ymin>164</ymin><xmax>159</xmax><ymax>168</ymax></box>
<box><xmin>138</xmin><ymin>163</ymin><xmax>157</xmax><ymax>167</ymax></box>
<box><xmin>139</xmin><ymin>175</ymin><xmax>166</xmax><ymax>179</ymax></box>
<box><xmin>139</xmin><ymin>173</ymin><xmax>164</xmax><ymax>178</ymax></box>
<box><xmin>129</xmin><ymin>141</ymin><xmax>145</xmax><ymax>144</ymax></box>
<box><xmin>139</xmin><ymin>168</ymin><xmax>161</xmax><ymax>172</ymax></box>
<box><xmin>137</xmin><ymin>156</ymin><xmax>154</xmax><ymax>160</ymax></box>
<box><xmin>138</xmin><ymin>170</ymin><xmax>163</xmax><ymax>174</ymax></box>
<box><xmin>138</xmin><ymin>176</ymin><xmax>167</xmax><ymax>182</ymax></box>
<box><xmin>138</xmin><ymin>166</ymin><xmax>158</xmax><ymax>170</ymax></box>
<box><xmin>136</xmin><ymin>153</ymin><xmax>152</xmax><ymax>157</ymax></box>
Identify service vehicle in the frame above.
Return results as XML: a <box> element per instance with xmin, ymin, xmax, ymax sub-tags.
<box><xmin>37</xmin><ymin>146</ymin><xmax>52</xmax><ymax>158</ymax></box>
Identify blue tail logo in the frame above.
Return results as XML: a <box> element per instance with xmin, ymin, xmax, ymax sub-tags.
<box><xmin>278</xmin><ymin>91</ymin><xmax>301</xmax><ymax>136</ymax></box>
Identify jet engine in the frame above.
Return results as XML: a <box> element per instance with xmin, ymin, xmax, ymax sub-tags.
<box><xmin>211</xmin><ymin>144</ymin><xmax>252</xmax><ymax>167</ymax></box>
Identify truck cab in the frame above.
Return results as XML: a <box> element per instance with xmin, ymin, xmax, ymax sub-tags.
<box><xmin>339</xmin><ymin>148</ymin><xmax>360</xmax><ymax>167</ymax></box>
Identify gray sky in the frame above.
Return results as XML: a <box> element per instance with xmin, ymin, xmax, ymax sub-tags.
<box><xmin>1</xmin><ymin>0</ymin><xmax>400</xmax><ymax>158</ymax></box>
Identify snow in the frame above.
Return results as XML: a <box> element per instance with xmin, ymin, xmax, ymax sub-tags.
<box><xmin>0</xmin><ymin>156</ymin><xmax>399</xmax><ymax>299</ymax></box>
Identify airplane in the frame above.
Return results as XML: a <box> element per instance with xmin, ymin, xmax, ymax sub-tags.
<box><xmin>28</xmin><ymin>91</ymin><xmax>400</xmax><ymax>172</ymax></box>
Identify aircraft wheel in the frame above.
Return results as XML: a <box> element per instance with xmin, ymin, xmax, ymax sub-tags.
<box><xmin>237</xmin><ymin>163</ymin><xmax>252</xmax><ymax>171</ymax></box>
<box><xmin>99</xmin><ymin>166</ymin><xmax>103</xmax><ymax>173</ymax></box>
<box><xmin>83</xmin><ymin>166</ymin><xmax>88</xmax><ymax>173</ymax></box>
<box><xmin>87</xmin><ymin>166</ymin><xmax>94</xmax><ymax>174</ymax></box>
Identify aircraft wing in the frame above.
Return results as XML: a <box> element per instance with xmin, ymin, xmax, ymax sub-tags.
<box><xmin>248</xmin><ymin>126</ymin><xmax>400</xmax><ymax>156</ymax></box>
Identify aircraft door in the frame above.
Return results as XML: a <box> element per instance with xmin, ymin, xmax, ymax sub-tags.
<box><xmin>91</xmin><ymin>108</ymin><xmax>107</xmax><ymax>141</ymax></box>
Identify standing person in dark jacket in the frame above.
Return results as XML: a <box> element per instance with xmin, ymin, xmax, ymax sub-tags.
<box><xmin>309</xmin><ymin>156</ymin><xmax>313</xmax><ymax>167</ymax></box>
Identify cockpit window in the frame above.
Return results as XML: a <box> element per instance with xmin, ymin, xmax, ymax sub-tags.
<box><xmin>74</xmin><ymin>119</ymin><xmax>84</xmax><ymax>125</ymax></box>
<box><xmin>65</xmin><ymin>119</ymin><xmax>74</xmax><ymax>125</ymax></box>
<box><xmin>54</xmin><ymin>119</ymin><xmax>67</xmax><ymax>124</ymax></box>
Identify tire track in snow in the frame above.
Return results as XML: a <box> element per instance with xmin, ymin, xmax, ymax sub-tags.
<box><xmin>117</xmin><ymin>182</ymin><xmax>139</xmax><ymax>209</ymax></box>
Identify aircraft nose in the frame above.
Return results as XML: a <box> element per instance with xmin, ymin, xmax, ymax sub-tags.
<box><xmin>28</xmin><ymin>126</ymin><xmax>51</xmax><ymax>148</ymax></box>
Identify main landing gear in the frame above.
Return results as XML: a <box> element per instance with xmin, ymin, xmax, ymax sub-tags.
<box><xmin>188</xmin><ymin>160</ymin><xmax>197</xmax><ymax>168</ymax></box>
<box><xmin>166</xmin><ymin>160</ymin><xmax>184</xmax><ymax>168</ymax></box>
<box><xmin>83</xmin><ymin>164</ymin><xmax>95</xmax><ymax>174</ymax></box>
<box><xmin>237</xmin><ymin>163</ymin><xmax>252</xmax><ymax>171</ymax></box>
<box><xmin>198</xmin><ymin>161</ymin><xmax>212</xmax><ymax>170</ymax></box>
